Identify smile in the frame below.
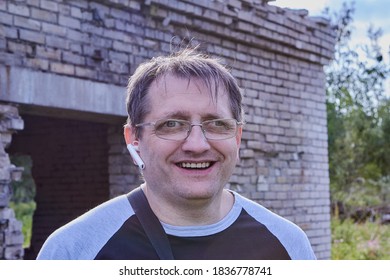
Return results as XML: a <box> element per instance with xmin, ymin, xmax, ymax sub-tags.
<box><xmin>178</xmin><ymin>162</ymin><xmax>212</xmax><ymax>169</ymax></box>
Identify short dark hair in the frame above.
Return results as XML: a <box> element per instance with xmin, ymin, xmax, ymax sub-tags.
<box><xmin>126</xmin><ymin>47</ymin><xmax>244</xmax><ymax>138</ymax></box>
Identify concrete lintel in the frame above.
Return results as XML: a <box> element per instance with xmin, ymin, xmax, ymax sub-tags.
<box><xmin>0</xmin><ymin>66</ymin><xmax>128</xmax><ymax>120</ymax></box>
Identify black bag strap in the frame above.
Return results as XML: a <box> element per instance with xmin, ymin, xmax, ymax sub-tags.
<box><xmin>127</xmin><ymin>187</ymin><xmax>174</xmax><ymax>260</ymax></box>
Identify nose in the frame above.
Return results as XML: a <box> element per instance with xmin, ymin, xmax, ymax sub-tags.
<box><xmin>181</xmin><ymin>125</ymin><xmax>210</xmax><ymax>153</ymax></box>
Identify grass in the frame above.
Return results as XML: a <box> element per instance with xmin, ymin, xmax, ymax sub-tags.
<box><xmin>331</xmin><ymin>217</ymin><xmax>390</xmax><ymax>259</ymax></box>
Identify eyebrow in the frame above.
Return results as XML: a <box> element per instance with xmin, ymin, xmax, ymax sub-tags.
<box><xmin>161</xmin><ymin>111</ymin><xmax>191</xmax><ymax>120</ymax></box>
<box><xmin>160</xmin><ymin>111</ymin><xmax>227</xmax><ymax>122</ymax></box>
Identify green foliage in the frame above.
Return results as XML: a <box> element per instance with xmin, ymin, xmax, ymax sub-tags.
<box><xmin>325</xmin><ymin>1</ymin><xmax>390</xmax><ymax>212</ymax></box>
<box><xmin>326</xmin><ymin>2</ymin><xmax>390</xmax><ymax>260</ymax></box>
<box><xmin>9</xmin><ymin>201</ymin><xmax>36</xmax><ymax>248</ymax></box>
<box><xmin>9</xmin><ymin>154</ymin><xmax>37</xmax><ymax>248</ymax></box>
<box><xmin>10</xmin><ymin>154</ymin><xmax>36</xmax><ymax>203</ymax></box>
<box><xmin>331</xmin><ymin>217</ymin><xmax>390</xmax><ymax>259</ymax></box>
<box><xmin>325</xmin><ymin>2</ymin><xmax>389</xmax><ymax>115</ymax></box>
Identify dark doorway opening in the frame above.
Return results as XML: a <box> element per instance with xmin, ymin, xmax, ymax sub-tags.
<box><xmin>7</xmin><ymin>115</ymin><xmax>110</xmax><ymax>259</ymax></box>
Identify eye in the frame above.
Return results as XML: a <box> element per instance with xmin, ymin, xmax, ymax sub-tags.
<box><xmin>165</xmin><ymin>120</ymin><xmax>180</xmax><ymax>128</ymax></box>
<box><xmin>155</xmin><ymin>119</ymin><xmax>187</xmax><ymax>134</ymax></box>
<box><xmin>204</xmin><ymin>119</ymin><xmax>236</xmax><ymax>135</ymax></box>
<box><xmin>214</xmin><ymin>120</ymin><xmax>226</xmax><ymax>127</ymax></box>
<box><xmin>211</xmin><ymin>119</ymin><xmax>234</xmax><ymax>129</ymax></box>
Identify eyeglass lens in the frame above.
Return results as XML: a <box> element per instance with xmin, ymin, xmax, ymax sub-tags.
<box><xmin>155</xmin><ymin>119</ymin><xmax>238</xmax><ymax>140</ymax></box>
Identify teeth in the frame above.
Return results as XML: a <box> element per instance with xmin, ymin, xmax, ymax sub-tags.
<box><xmin>180</xmin><ymin>162</ymin><xmax>211</xmax><ymax>169</ymax></box>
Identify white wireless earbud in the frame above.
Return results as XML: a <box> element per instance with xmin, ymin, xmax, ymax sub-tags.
<box><xmin>126</xmin><ymin>144</ymin><xmax>145</xmax><ymax>170</ymax></box>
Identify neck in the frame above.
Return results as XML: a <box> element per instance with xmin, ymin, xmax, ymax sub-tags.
<box><xmin>141</xmin><ymin>184</ymin><xmax>234</xmax><ymax>226</ymax></box>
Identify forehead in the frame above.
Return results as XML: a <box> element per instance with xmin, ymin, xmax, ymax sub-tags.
<box><xmin>146</xmin><ymin>74</ymin><xmax>232</xmax><ymax>119</ymax></box>
<box><xmin>152</xmin><ymin>73</ymin><xmax>221</xmax><ymax>94</ymax></box>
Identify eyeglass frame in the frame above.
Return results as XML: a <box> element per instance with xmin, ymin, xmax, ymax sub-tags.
<box><xmin>135</xmin><ymin>118</ymin><xmax>243</xmax><ymax>141</ymax></box>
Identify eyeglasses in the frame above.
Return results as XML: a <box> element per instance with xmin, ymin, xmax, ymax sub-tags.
<box><xmin>136</xmin><ymin>118</ymin><xmax>243</xmax><ymax>141</ymax></box>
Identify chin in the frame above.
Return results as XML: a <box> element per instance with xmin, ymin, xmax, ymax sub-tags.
<box><xmin>175</xmin><ymin>183</ymin><xmax>223</xmax><ymax>200</ymax></box>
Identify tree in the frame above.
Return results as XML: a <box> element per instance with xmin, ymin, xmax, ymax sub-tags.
<box><xmin>10</xmin><ymin>154</ymin><xmax>36</xmax><ymax>203</ymax></box>
<box><xmin>324</xmin><ymin>1</ymin><xmax>390</xmax><ymax>213</ymax></box>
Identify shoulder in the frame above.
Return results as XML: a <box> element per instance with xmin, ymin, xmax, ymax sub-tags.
<box><xmin>37</xmin><ymin>194</ymin><xmax>134</xmax><ymax>260</ymax></box>
<box><xmin>233</xmin><ymin>192</ymin><xmax>301</xmax><ymax>236</ymax></box>
<box><xmin>233</xmin><ymin>192</ymin><xmax>316</xmax><ymax>260</ymax></box>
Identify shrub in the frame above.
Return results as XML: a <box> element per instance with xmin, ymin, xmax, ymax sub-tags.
<box><xmin>331</xmin><ymin>216</ymin><xmax>390</xmax><ymax>259</ymax></box>
<box><xmin>9</xmin><ymin>201</ymin><xmax>36</xmax><ymax>248</ymax></box>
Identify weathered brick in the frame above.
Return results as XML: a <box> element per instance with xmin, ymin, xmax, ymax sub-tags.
<box><xmin>45</xmin><ymin>36</ymin><xmax>69</xmax><ymax>49</ymax></box>
<box><xmin>62</xmin><ymin>51</ymin><xmax>86</xmax><ymax>65</ymax></box>
<box><xmin>40</xmin><ymin>0</ymin><xmax>59</xmax><ymax>12</ymax></box>
<box><xmin>13</xmin><ymin>15</ymin><xmax>41</xmax><ymax>30</ymax></box>
<box><xmin>25</xmin><ymin>57</ymin><xmax>49</xmax><ymax>70</ymax></box>
<box><xmin>58</xmin><ymin>14</ymin><xmax>80</xmax><ymax>29</ymax></box>
<box><xmin>19</xmin><ymin>29</ymin><xmax>45</xmax><ymax>44</ymax></box>
<box><xmin>75</xmin><ymin>66</ymin><xmax>97</xmax><ymax>80</ymax></box>
<box><xmin>7</xmin><ymin>41</ymin><xmax>33</xmax><ymax>55</ymax></box>
<box><xmin>42</xmin><ymin>22</ymin><xmax>67</xmax><ymax>36</ymax></box>
<box><xmin>50</xmin><ymin>62</ymin><xmax>75</xmax><ymax>75</ymax></box>
<box><xmin>0</xmin><ymin>11</ymin><xmax>12</xmax><ymax>25</ymax></box>
<box><xmin>31</xmin><ymin>7</ymin><xmax>57</xmax><ymax>22</ymax></box>
<box><xmin>8</xmin><ymin>3</ymin><xmax>30</xmax><ymax>17</ymax></box>
<box><xmin>36</xmin><ymin>45</ymin><xmax>61</xmax><ymax>60</ymax></box>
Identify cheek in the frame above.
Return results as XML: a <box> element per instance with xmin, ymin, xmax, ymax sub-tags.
<box><xmin>139</xmin><ymin>140</ymin><xmax>176</xmax><ymax>162</ymax></box>
<box><xmin>231</xmin><ymin>143</ymin><xmax>241</xmax><ymax>164</ymax></box>
<box><xmin>217</xmin><ymin>141</ymin><xmax>240</xmax><ymax>160</ymax></box>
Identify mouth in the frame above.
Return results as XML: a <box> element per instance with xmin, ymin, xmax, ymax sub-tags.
<box><xmin>176</xmin><ymin>162</ymin><xmax>214</xmax><ymax>170</ymax></box>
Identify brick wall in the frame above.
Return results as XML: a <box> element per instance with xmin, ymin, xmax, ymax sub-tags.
<box><xmin>0</xmin><ymin>0</ymin><xmax>335</xmax><ymax>259</ymax></box>
<box><xmin>0</xmin><ymin>104</ymin><xmax>24</xmax><ymax>259</ymax></box>
<box><xmin>107</xmin><ymin>125</ymin><xmax>142</xmax><ymax>198</ymax></box>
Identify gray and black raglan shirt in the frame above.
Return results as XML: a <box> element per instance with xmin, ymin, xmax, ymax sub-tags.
<box><xmin>37</xmin><ymin>190</ymin><xmax>316</xmax><ymax>260</ymax></box>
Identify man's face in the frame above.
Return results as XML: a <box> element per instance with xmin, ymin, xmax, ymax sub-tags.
<box><xmin>137</xmin><ymin>74</ymin><xmax>242</xmax><ymax>205</ymax></box>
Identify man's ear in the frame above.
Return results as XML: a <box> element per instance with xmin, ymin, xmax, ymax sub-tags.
<box><xmin>123</xmin><ymin>124</ymin><xmax>136</xmax><ymax>145</ymax></box>
<box><xmin>236</xmin><ymin>126</ymin><xmax>243</xmax><ymax>162</ymax></box>
<box><xmin>124</xmin><ymin>124</ymin><xmax>145</xmax><ymax>170</ymax></box>
<box><xmin>236</xmin><ymin>126</ymin><xmax>243</xmax><ymax>146</ymax></box>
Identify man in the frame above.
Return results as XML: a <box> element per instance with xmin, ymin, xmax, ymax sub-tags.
<box><xmin>37</xmin><ymin>48</ymin><xmax>316</xmax><ymax>260</ymax></box>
